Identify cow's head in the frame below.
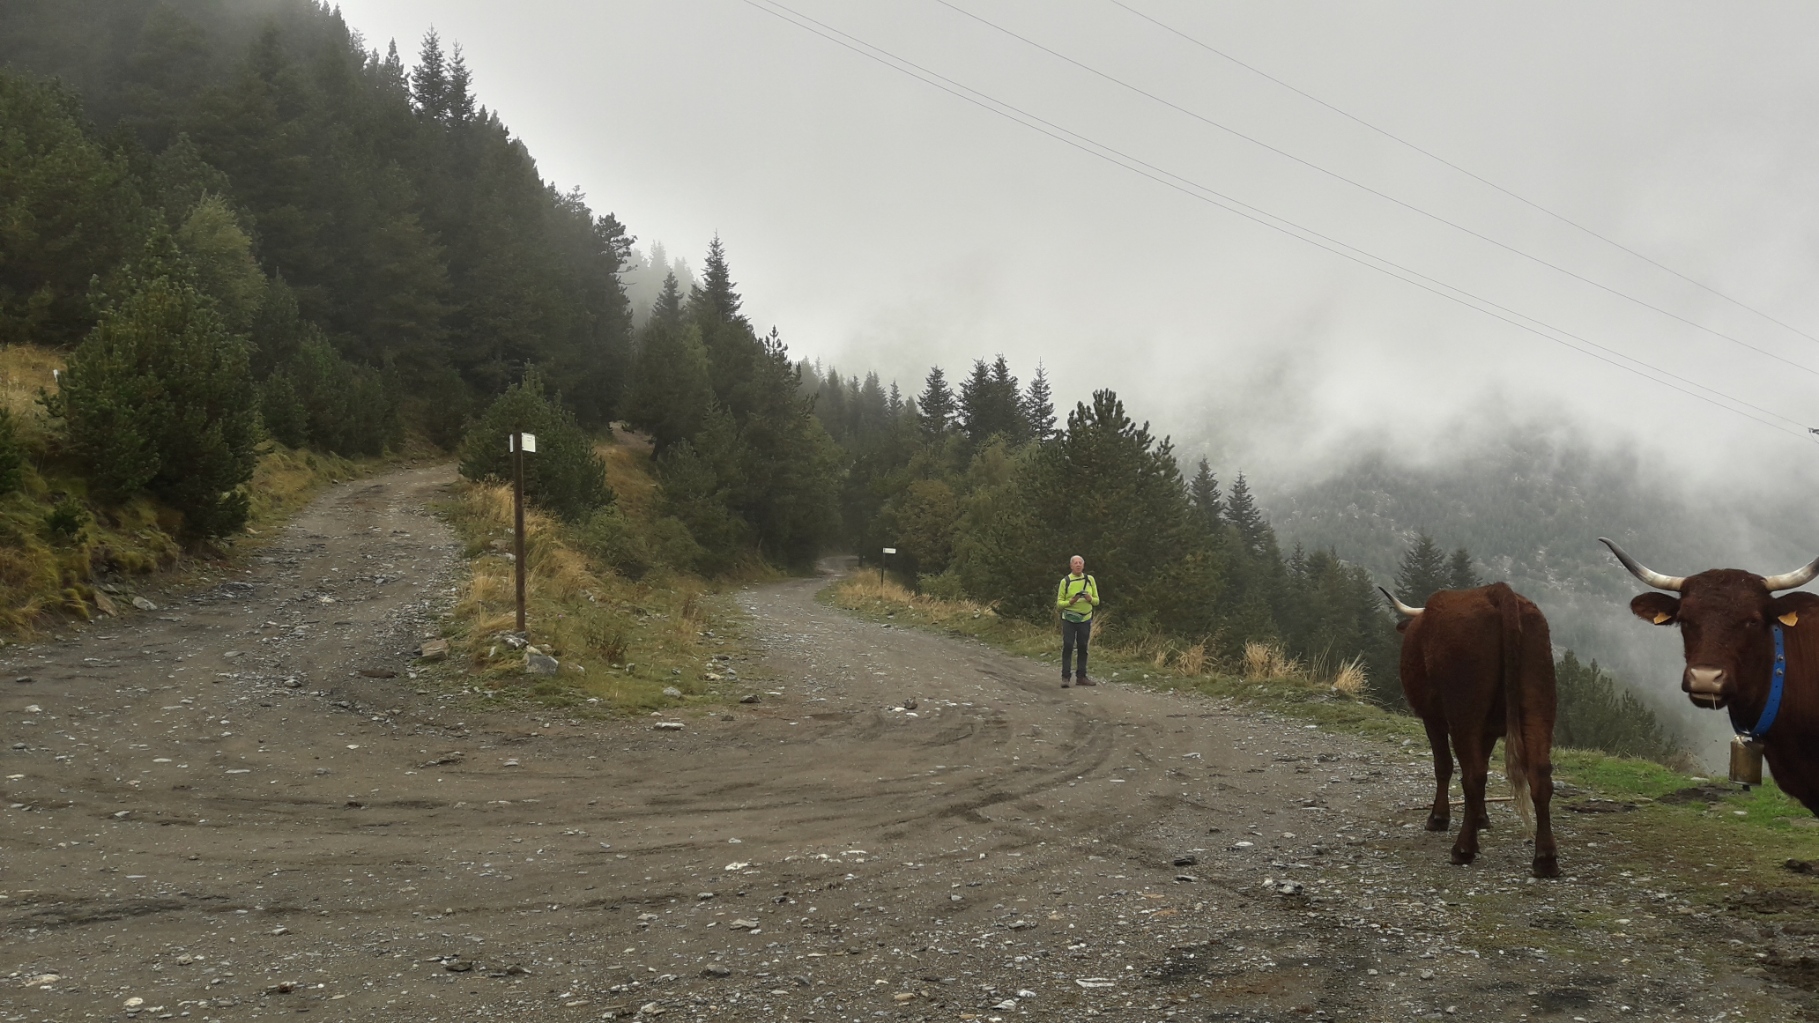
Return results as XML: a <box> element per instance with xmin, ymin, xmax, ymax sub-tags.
<box><xmin>1601</xmin><ymin>538</ymin><xmax>1819</xmax><ymax>711</ymax></box>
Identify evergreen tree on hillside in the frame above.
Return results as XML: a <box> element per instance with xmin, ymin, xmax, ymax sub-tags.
<box><xmin>1395</xmin><ymin>533</ymin><xmax>1449</xmax><ymax>605</ymax></box>
<box><xmin>1023</xmin><ymin>363</ymin><xmax>1056</xmax><ymax>442</ymax></box>
<box><xmin>625</xmin><ymin>320</ymin><xmax>712</xmax><ymax>454</ymax></box>
<box><xmin>650</xmin><ymin>271</ymin><xmax>683</xmax><ymax>326</ymax></box>
<box><xmin>1225</xmin><ymin>472</ymin><xmax>1273</xmax><ymax>555</ymax></box>
<box><xmin>918</xmin><ymin>366</ymin><xmax>955</xmax><ymax>440</ymax></box>
<box><xmin>1554</xmin><ymin>651</ymin><xmax>1682</xmax><ymax>761</ymax></box>
<box><xmin>955</xmin><ymin>389</ymin><xmax>1216</xmax><ymax>634</ymax></box>
<box><xmin>958</xmin><ymin>356</ymin><xmax>1024</xmax><ymax>447</ymax></box>
<box><xmin>0</xmin><ymin>72</ymin><xmax>152</xmax><ymax>348</ymax></box>
<box><xmin>1447</xmin><ymin>547</ymin><xmax>1481</xmax><ymax>591</ymax></box>
<box><xmin>53</xmin><ymin>245</ymin><xmax>261</xmax><ymax>540</ymax></box>
<box><xmin>691</xmin><ymin>235</ymin><xmax>744</xmax><ymax>326</ymax></box>
<box><xmin>1188</xmin><ymin>458</ymin><xmax>1223</xmax><ymax>533</ymax></box>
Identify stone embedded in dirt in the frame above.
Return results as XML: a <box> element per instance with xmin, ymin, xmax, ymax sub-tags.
<box><xmin>419</xmin><ymin>639</ymin><xmax>449</xmax><ymax>661</ymax></box>
<box><xmin>991</xmin><ymin>997</ymin><xmax>1017</xmax><ymax>1009</ymax></box>
<box><xmin>1173</xmin><ymin>855</ymin><xmax>1198</xmax><ymax>867</ymax></box>
<box><xmin>740</xmin><ymin>693</ymin><xmax>760</xmax><ymax>704</ymax></box>
<box><xmin>654</xmin><ymin>721</ymin><xmax>683</xmax><ymax>730</ymax></box>
<box><xmin>525</xmin><ymin>651</ymin><xmax>559</xmax><ymax>676</ymax></box>
<box><xmin>92</xmin><ymin>590</ymin><xmax>118</xmax><ymax>617</ymax></box>
<box><xmin>701</xmin><ymin>963</ymin><xmax>732</xmax><ymax>978</ymax></box>
<box><xmin>1786</xmin><ymin>858</ymin><xmax>1817</xmax><ymax>875</ymax></box>
<box><xmin>12</xmin><ymin>676</ymin><xmax>30</xmax><ymax>684</ymax></box>
<box><xmin>1232</xmin><ymin>841</ymin><xmax>1254</xmax><ymax>849</ymax></box>
<box><xmin>897</xmin><ymin>992</ymin><xmax>920</xmax><ymax>1003</ymax></box>
<box><xmin>729</xmin><ymin>918</ymin><xmax>760</xmax><ymax>930</ymax></box>
<box><xmin>358</xmin><ymin>668</ymin><xmax>397</xmax><ymax>678</ymax></box>
<box><xmin>131</xmin><ymin>596</ymin><xmax>157</xmax><ymax>611</ymax></box>
<box><xmin>498</xmin><ymin>633</ymin><xmax>527</xmax><ymax>650</ymax></box>
<box><xmin>1075</xmin><ymin>978</ymin><xmax>1115</xmax><ymax>989</ymax></box>
<box><xmin>421</xmin><ymin>752</ymin><xmax>463</xmax><ymax>768</ymax></box>
<box><xmin>663</xmin><ymin>686</ymin><xmax>683</xmax><ymax>699</ymax></box>
<box><xmin>1008</xmin><ymin>919</ymin><xmax>1034</xmax><ymax>930</ymax></box>
<box><xmin>444</xmin><ymin>960</ymin><xmax>474</xmax><ymax>973</ymax></box>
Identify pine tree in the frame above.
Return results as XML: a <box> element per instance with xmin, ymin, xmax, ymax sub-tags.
<box><xmin>54</xmin><ymin>246</ymin><xmax>262</xmax><ymax>540</ymax></box>
<box><xmin>410</xmin><ymin>29</ymin><xmax>448</xmax><ymax>120</ymax></box>
<box><xmin>1394</xmin><ymin>533</ymin><xmax>1449</xmax><ymax>605</ymax></box>
<box><xmin>918</xmin><ymin>366</ymin><xmax>955</xmax><ymax>440</ymax></box>
<box><xmin>1225</xmin><ymin>472</ymin><xmax>1273</xmax><ymax>555</ymax></box>
<box><xmin>650</xmin><ymin>271</ymin><xmax>683</xmax><ymax>327</ymax></box>
<box><xmin>1022</xmin><ymin>362</ymin><xmax>1056</xmax><ymax>442</ymax></box>
<box><xmin>1447</xmin><ymin>547</ymin><xmax>1481</xmax><ymax>590</ymax></box>
<box><xmin>1188</xmin><ymin>458</ymin><xmax>1222</xmax><ymax>532</ymax></box>
<box><xmin>691</xmin><ymin>234</ymin><xmax>743</xmax><ymax>326</ymax></box>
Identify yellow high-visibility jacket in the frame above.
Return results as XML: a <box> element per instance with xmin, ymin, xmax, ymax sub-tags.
<box><xmin>1056</xmin><ymin>573</ymin><xmax>1099</xmax><ymax>623</ymax></box>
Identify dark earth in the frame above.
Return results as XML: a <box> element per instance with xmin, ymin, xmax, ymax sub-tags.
<box><xmin>1</xmin><ymin>464</ymin><xmax>1815</xmax><ymax>1021</ymax></box>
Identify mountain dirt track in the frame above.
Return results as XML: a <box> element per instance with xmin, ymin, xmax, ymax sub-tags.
<box><xmin>0</xmin><ymin>464</ymin><xmax>1809</xmax><ymax>1022</ymax></box>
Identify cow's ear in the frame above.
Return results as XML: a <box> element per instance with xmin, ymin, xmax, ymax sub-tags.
<box><xmin>1630</xmin><ymin>592</ymin><xmax>1680</xmax><ymax>626</ymax></box>
<box><xmin>1768</xmin><ymin>591</ymin><xmax>1819</xmax><ymax>628</ymax></box>
<box><xmin>1395</xmin><ymin>618</ymin><xmax>1412</xmax><ymax>634</ymax></box>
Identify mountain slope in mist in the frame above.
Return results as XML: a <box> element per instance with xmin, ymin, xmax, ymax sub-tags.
<box><xmin>1258</xmin><ymin>423</ymin><xmax>1815</xmax><ymax>765</ymax></box>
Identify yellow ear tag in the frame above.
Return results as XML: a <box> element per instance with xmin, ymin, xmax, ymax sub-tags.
<box><xmin>1780</xmin><ymin>611</ymin><xmax>1800</xmax><ymax>627</ymax></box>
<box><xmin>1652</xmin><ymin>612</ymin><xmax>1673</xmax><ymax>625</ymax></box>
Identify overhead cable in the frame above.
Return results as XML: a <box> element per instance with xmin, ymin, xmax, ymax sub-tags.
<box><xmin>739</xmin><ymin>0</ymin><xmax>1815</xmax><ymax>443</ymax></box>
<box><xmin>1107</xmin><ymin>0</ymin><xmax>1819</xmax><ymax>351</ymax></box>
<box><xmin>934</xmin><ymin>0</ymin><xmax>1819</xmax><ymax>379</ymax></box>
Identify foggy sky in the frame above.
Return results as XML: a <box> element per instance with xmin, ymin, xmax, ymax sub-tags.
<box><xmin>333</xmin><ymin>1</ymin><xmax>1819</xmax><ymax>483</ymax></box>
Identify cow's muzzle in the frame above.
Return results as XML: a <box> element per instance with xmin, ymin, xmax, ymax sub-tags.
<box><xmin>1683</xmin><ymin>666</ymin><xmax>1728</xmax><ymax>708</ymax></box>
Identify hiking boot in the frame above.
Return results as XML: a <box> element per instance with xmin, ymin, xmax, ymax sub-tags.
<box><xmin>1060</xmin><ymin>677</ymin><xmax>1071</xmax><ymax>689</ymax></box>
<box><xmin>1075</xmin><ymin>674</ymin><xmax>1096</xmax><ymax>686</ymax></box>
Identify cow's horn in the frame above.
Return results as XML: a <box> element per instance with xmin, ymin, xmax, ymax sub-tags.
<box><xmin>1763</xmin><ymin>555</ymin><xmax>1819</xmax><ymax>592</ymax></box>
<box><xmin>1378</xmin><ymin>586</ymin><xmax>1423</xmax><ymax>618</ymax></box>
<box><xmin>1598</xmin><ymin>537</ymin><xmax>1684</xmax><ymax>592</ymax></box>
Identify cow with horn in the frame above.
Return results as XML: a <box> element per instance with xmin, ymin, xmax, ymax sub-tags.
<box><xmin>1380</xmin><ymin>582</ymin><xmax>1561</xmax><ymax>877</ymax></box>
<box><xmin>1600</xmin><ymin>538</ymin><xmax>1819</xmax><ymax>811</ymax></box>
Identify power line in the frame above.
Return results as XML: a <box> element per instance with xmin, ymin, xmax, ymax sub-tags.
<box><xmin>1107</xmin><ymin>0</ymin><xmax>1819</xmax><ymax>351</ymax></box>
<box><xmin>738</xmin><ymin>0</ymin><xmax>1816</xmax><ymax>443</ymax></box>
<box><xmin>932</xmin><ymin>0</ymin><xmax>1819</xmax><ymax>380</ymax></box>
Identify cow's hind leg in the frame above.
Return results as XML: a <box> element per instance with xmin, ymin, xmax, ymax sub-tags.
<box><xmin>1526</xmin><ymin>722</ymin><xmax>1560</xmax><ymax>878</ymax></box>
<box><xmin>1450</xmin><ymin>733</ymin><xmax>1491</xmax><ymax>866</ymax></box>
<box><xmin>1422</xmin><ymin>716</ymin><xmax>1453</xmax><ymax>831</ymax></box>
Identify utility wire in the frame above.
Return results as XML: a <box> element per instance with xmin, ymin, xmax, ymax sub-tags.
<box><xmin>739</xmin><ymin>0</ymin><xmax>1816</xmax><ymax>442</ymax></box>
<box><xmin>934</xmin><ymin>0</ymin><xmax>1819</xmax><ymax>380</ymax></box>
<box><xmin>1107</xmin><ymin>0</ymin><xmax>1819</xmax><ymax>351</ymax></box>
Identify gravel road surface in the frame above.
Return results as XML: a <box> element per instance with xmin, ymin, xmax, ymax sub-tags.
<box><xmin>0</xmin><ymin>464</ymin><xmax>1804</xmax><ymax>1021</ymax></box>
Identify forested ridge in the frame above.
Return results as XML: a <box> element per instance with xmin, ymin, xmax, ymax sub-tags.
<box><xmin>1</xmin><ymin>0</ymin><xmax>1679</xmax><ymax>756</ymax></box>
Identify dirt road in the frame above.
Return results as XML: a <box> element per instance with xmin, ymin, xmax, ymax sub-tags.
<box><xmin>0</xmin><ymin>464</ymin><xmax>1806</xmax><ymax>1021</ymax></box>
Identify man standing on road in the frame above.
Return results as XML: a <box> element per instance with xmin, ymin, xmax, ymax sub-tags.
<box><xmin>1057</xmin><ymin>555</ymin><xmax>1099</xmax><ymax>688</ymax></box>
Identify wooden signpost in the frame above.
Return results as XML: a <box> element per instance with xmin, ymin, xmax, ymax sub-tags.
<box><xmin>511</xmin><ymin>431</ymin><xmax>537</xmax><ymax>634</ymax></box>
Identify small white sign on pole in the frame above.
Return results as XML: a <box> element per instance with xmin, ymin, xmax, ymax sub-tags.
<box><xmin>508</xmin><ymin>433</ymin><xmax>538</xmax><ymax>453</ymax></box>
<box><xmin>882</xmin><ymin>547</ymin><xmax>897</xmax><ymax>555</ymax></box>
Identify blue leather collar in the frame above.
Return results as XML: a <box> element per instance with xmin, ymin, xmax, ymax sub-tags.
<box><xmin>1742</xmin><ymin>623</ymin><xmax>1787</xmax><ymax>742</ymax></box>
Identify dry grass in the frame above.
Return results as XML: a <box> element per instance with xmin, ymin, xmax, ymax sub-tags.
<box><xmin>1176</xmin><ymin>642</ymin><xmax>1208</xmax><ymax>676</ymax></box>
<box><xmin>1329</xmin><ymin>655</ymin><xmax>1368</xmax><ymax>696</ymax></box>
<box><xmin>1242</xmin><ymin>640</ymin><xmax>1301</xmax><ymax>680</ymax></box>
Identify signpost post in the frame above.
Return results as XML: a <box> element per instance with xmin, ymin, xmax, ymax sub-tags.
<box><xmin>511</xmin><ymin>431</ymin><xmax>537</xmax><ymax>634</ymax></box>
<box><xmin>881</xmin><ymin>547</ymin><xmax>896</xmax><ymax>596</ymax></box>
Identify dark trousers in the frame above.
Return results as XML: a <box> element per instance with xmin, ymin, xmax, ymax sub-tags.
<box><xmin>1061</xmin><ymin>618</ymin><xmax>1092</xmax><ymax>679</ymax></box>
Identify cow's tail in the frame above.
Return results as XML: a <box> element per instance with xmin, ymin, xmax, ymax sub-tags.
<box><xmin>1490</xmin><ymin>583</ymin><xmax>1535</xmax><ymax>836</ymax></box>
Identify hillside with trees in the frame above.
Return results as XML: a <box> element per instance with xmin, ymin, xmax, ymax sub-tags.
<box><xmin>0</xmin><ymin>0</ymin><xmax>1698</xmax><ymax>762</ymax></box>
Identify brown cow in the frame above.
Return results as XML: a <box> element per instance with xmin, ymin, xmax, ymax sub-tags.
<box><xmin>1381</xmin><ymin>582</ymin><xmax>1561</xmax><ymax>877</ymax></box>
<box><xmin>1601</xmin><ymin>538</ymin><xmax>1819</xmax><ymax>813</ymax></box>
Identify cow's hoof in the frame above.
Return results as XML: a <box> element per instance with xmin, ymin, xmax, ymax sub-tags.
<box><xmin>1449</xmin><ymin>849</ymin><xmax>1476</xmax><ymax>866</ymax></box>
<box><xmin>1531</xmin><ymin>856</ymin><xmax>1561</xmax><ymax>879</ymax></box>
<box><xmin>1425</xmin><ymin>814</ymin><xmax>1450</xmax><ymax>832</ymax></box>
